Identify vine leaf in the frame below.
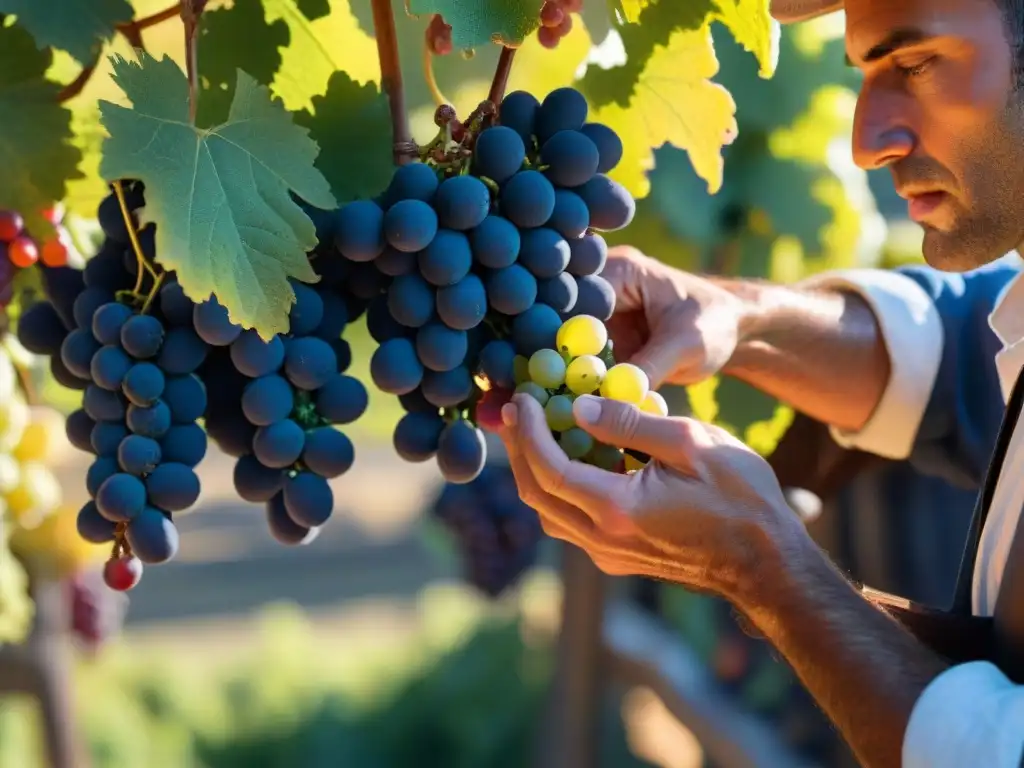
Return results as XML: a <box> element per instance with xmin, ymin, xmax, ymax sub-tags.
<box><xmin>592</xmin><ymin>25</ymin><xmax>737</xmax><ymax>198</ymax></box>
<box><xmin>294</xmin><ymin>71</ymin><xmax>393</xmax><ymax>204</ymax></box>
<box><xmin>608</xmin><ymin>0</ymin><xmax>653</xmax><ymax>23</ymax></box>
<box><xmin>711</xmin><ymin>0</ymin><xmax>779</xmax><ymax>78</ymax></box>
<box><xmin>0</xmin><ymin>0</ymin><xmax>133</xmax><ymax>65</ymax></box>
<box><xmin>197</xmin><ymin>0</ymin><xmax>290</xmax><ymax>126</ymax></box>
<box><xmin>98</xmin><ymin>52</ymin><xmax>336</xmax><ymax>339</ymax></box>
<box><xmin>265</xmin><ymin>0</ymin><xmax>380</xmax><ymax>112</ymax></box>
<box><xmin>0</xmin><ymin>23</ymin><xmax>82</xmax><ymax>238</ymax></box>
<box><xmin>406</xmin><ymin>0</ymin><xmax>544</xmax><ymax>48</ymax></box>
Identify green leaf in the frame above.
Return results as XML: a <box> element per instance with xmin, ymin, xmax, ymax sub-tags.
<box><xmin>406</xmin><ymin>0</ymin><xmax>544</xmax><ymax>48</ymax></box>
<box><xmin>294</xmin><ymin>70</ymin><xmax>394</xmax><ymax>203</ymax></box>
<box><xmin>713</xmin><ymin>376</ymin><xmax>778</xmax><ymax>436</ymax></box>
<box><xmin>738</xmin><ymin>155</ymin><xmax>833</xmax><ymax>253</ymax></box>
<box><xmin>606</xmin><ymin>0</ymin><xmax>654</xmax><ymax>23</ymax></box>
<box><xmin>0</xmin><ymin>22</ymin><xmax>82</xmax><ymax>238</ymax></box>
<box><xmin>98</xmin><ymin>52</ymin><xmax>336</xmax><ymax>338</ymax></box>
<box><xmin>711</xmin><ymin>0</ymin><xmax>779</xmax><ymax>78</ymax></box>
<box><xmin>648</xmin><ymin>146</ymin><xmax>737</xmax><ymax>251</ymax></box>
<box><xmin>0</xmin><ymin>0</ymin><xmax>132</xmax><ymax>65</ymax></box>
<box><xmin>296</xmin><ymin>0</ymin><xmax>331</xmax><ymax>21</ymax></box>
<box><xmin>197</xmin><ymin>0</ymin><xmax>290</xmax><ymax>126</ymax></box>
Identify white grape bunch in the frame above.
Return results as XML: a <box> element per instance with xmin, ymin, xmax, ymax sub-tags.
<box><xmin>513</xmin><ymin>313</ymin><xmax>667</xmax><ymax>470</ymax></box>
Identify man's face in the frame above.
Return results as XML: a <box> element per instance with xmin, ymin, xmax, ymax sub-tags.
<box><xmin>846</xmin><ymin>0</ymin><xmax>1024</xmax><ymax>270</ymax></box>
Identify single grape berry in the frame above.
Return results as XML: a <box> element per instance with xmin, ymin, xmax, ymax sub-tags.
<box><xmin>103</xmin><ymin>555</ymin><xmax>143</xmax><ymax>591</ymax></box>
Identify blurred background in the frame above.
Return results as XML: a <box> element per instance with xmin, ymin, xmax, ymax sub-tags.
<box><xmin>0</xmin><ymin>1</ymin><xmax>986</xmax><ymax>767</ymax></box>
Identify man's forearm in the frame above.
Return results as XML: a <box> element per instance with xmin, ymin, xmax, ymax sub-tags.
<box><xmin>720</xmin><ymin>279</ymin><xmax>891</xmax><ymax>432</ymax></box>
<box><xmin>737</xmin><ymin>527</ymin><xmax>948</xmax><ymax>768</ymax></box>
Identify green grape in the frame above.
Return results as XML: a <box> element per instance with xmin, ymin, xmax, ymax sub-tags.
<box><xmin>515</xmin><ymin>381</ymin><xmax>549</xmax><ymax>405</ymax></box>
<box><xmin>556</xmin><ymin>315</ymin><xmax>608</xmax><ymax>358</ymax></box>
<box><xmin>559</xmin><ymin>428</ymin><xmax>594</xmax><ymax>459</ymax></box>
<box><xmin>513</xmin><ymin>355</ymin><xmax>531</xmax><ymax>384</ymax></box>
<box><xmin>565</xmin><ymin>354</ymin><xmax>607</xmax><ymax>395</ymax></box>
<box><xmin>600</xmin><ymin>363</ymin><xmax>649</xmax><ymax>404</ymax></box>
<box><xmin>589</xmin><ymin>442</ymin><xmax>625</xmax><ymax>471</ymax></box>
<box><xmin>641</xmin><ymin>390</ymin><xmax>669</xmax><ymax>416</ymax></box>
<box><xmin>544</xmin><ymin>395</ymin><xmax>576</xmax><ymax>431</ymax></box>
<box><xmin>625</xmin><ymin>454</ymin><xmax>647</xmax><ymax>472</ymax></box>
<box><xmin>528</xmin><ymin>348</ymin><xmax>567</xmax><ymax>389</ymax></box>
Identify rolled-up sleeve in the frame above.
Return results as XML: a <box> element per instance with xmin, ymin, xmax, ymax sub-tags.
<box><xmin>799</xmin><ymin>268</ymin><xmax>944</xmax><ymax>460</ymax></box>
<box><xmin>801</xmin><ymin>263</ymin><xmax>1016</xmax><ymax>488</ymax></box>
<box><xmin>903</xmin><ymin>661</ymin><xmax>1024</xmax><ymax>767</ymax></box>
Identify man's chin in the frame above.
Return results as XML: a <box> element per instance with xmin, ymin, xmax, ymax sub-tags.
<box><xmin>920</xmin><ymin>228</ymin><xmax>999</xmax><ymax>273</ymax></box>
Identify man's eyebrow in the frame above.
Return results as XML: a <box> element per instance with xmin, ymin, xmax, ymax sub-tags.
<box><xmin>845</xmin><ymin>27</ymin><xmax>932</xmax><ymax>67</ymax></box>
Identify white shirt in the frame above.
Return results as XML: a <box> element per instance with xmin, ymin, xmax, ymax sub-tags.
<box><xmin>807</xmin><ymin>265</ymin><xmax>1024</xmax><ymax>767</ymax></box>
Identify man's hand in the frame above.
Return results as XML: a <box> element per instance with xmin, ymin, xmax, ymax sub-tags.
<box><xmin>497</xmin><ymin>390</ymin><xmax>805</xmax><ymax>601</ymax></box>
<box><xmin>499</xmin><ymin>391</ymin><xmax>949</xmax><ymax>768</ymax></box>
<box><xmin>603</xmin><ymin>245</ymin><xmax>748</xmax><ymax>388</ymax></box>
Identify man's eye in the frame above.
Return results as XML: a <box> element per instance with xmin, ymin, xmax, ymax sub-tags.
<box><xmin>899</xmin><ymin>57</ymin><xmax>935</xmax><ymax>77</ymax></box>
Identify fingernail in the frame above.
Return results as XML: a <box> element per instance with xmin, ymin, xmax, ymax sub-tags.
<box><xmin>573</xmin><ymin>395</ymin><xmax>601</xmax><ymax>425</ymax></box>
<box><xmin>501</xmin><ymin>403</ymin><xmax>518</xmax><ymax>427</ymax></box>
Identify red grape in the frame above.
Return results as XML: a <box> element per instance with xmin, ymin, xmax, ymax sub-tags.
<box><xmin>0</xmin><ymin>211</ymin><xmax>22</xmax><ymax>242</ymax></box>
<box><xmin>8</xmin><ymin>236</ymin><xmax>38</xmax><ymax>267</ymax></box>
<box><xmin>560</xmin><ymin>0</ymin><xmax>583</xmax><ymax>11</ymax></box>
<box><xmin>556</xmin><ymin>13</ymin><xmax>573</xmax><ymax>37</ymax></box>
<box><xmin>42</xmin><ymin>204</ymin><xmax>64</xmax><ymax>225</ymax></box>
<box><xmin>537</xmin><ymin>25</ymin><xmax>561</xmax><ymax>49</ymax></box>
<box><xmin>41</xmin><ymin>233</ymin><xmax>70</xmax><ymax>267</ymax></box>
<box><xmin>476</xmin><ymin>386</ymin><xmax>514</xmax><ymax>432</ymax></box>
<box><xmin>540</xmin><ymin>1</ymin><xmax>565</xmax><ymax>27</ymax></box>
<box><xmin>103</xmin><ymin>555</ymin><xmax>143</xmax><ymax>591</ymax></box>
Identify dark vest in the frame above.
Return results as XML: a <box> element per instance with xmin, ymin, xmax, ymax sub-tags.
<box><xmin>768</xmin><ymin>370</ymin><xmax>1024</xmax><ymax>682</ymax></box>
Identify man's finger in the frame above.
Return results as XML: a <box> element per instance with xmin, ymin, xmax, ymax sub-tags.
<box><xmin>512</xmin><ymin>394</ymin><xmax>633</xmax><ymax>524</ymax></box>
<box><xmin>627</xmin><ymin>326</ymin><xmax>709</xmax><ymax>389</ymax></box>
<box><xmin>498</xmin><ymin>401</ymin><xmax>602</xmax><ymax>539</ymax></box>
<box><xmin>572</xmin><ymin>395</ymin><xmax>696</xmax><ymax>467</ymax></box>
<box><xmin>601</xmin><ymin>246</ymin><xmax>645</xmax><ymax>313</ymax></box>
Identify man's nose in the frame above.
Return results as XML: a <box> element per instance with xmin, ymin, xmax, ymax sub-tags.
<box><xmin>852</xmin><ymin>83</ymin><xmax>917</xmax><ymax>170</ymax></box>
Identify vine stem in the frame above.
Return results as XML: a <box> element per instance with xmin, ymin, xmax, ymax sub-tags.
<box><xmin>181</xmin><ymin>0</ymin><xmax>207</xmax><ymax>124</ymax></box>
<box><xmin>422</xmin><ymin>43</ymin><xmax>448</xmax><ymax>107</ymax></box>
<box><xmin>488</xmin><ymin>46</ymin><xmax>516</xmax><ymax>108</ymax></box>
<box><xmin>370</xmin><ymin>0</ymin><xmax>415</xmax><ymax>165</ymax></box>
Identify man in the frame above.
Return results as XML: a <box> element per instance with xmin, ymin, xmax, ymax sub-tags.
<box><xmin>497</xmin><ymin>0</ymin><xmax>1024</xmax><ymax>766</ymax></box>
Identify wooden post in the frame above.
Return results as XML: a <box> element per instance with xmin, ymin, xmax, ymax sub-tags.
<box><xmin>535</xmin><ymin>544</ymin><xmax>609</xmax><ymax>768</ymax></box>
<box><xmin>0</xmin><ymin>564</ymin><xmax>88</xmax><ymax>768</ymax></box>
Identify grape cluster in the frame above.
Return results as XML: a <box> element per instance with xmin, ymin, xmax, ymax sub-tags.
<box><xmin>344</xmin><ymin>86</ymin><xmax>631</xmax><ymax>484</ymax></box>
<box><xmin>511</xmin><ymin>313</ymin><xmax>667</xmax><ymax>469</ymax></box>
<box><xmin>537</xmin><ymin>0</ymin><xmax>582</xmax><ymax>49</ymax></box>
<box><xmin>18</xmin><ymin>182</ymin><xmax>369</xmax><ymax>590</ymax></box>
<box><xmin>0</xmin><ymin>206</ymin><xmax>77</xmax><ymax>331</ymax></box>
<box><xmin>68</xmin><ymin>569</ymin><xmax>126</xmax><ymax>652</ymax></box>
<box><xmin>199</xmin><ymin>264</ymin><xmax>367</xmax><ymax>547</ymax></box>
<box><xmin>429</xmin><ymin>461</ymin><xmax>543</xmax><ymax>597</ymax></box>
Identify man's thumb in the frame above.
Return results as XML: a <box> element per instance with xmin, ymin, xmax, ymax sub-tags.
<box><xmin>572</xmin><ymin>395</ymin><xmax>683</xmax><ymax>458</ymax></box>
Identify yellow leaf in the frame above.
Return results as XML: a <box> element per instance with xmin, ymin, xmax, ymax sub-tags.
<box><xmin>744</xmin><ymin>404</ymin><xmax>794</xmax><ymax>456</ymax></box>
<box><xmin>591</xmin><ymin>25</ymin><xmax>736</xmax><ymax>198</ymax></box>
<box><xmin>266</xmin><ymin>0</ymin><xmax>380</xmax><ymax>113</ymax></box>
<box><xmin>617</xmin><ymin>0</ymin><xmax>653</xmax><ymax>23</ymax></box>
<box><xmin>686</xmin><ymin>376</ymin><xmax>719</xmax><ymax>423</ymax></box>
<box><xmin>711</xmin><ymin>0</ymin><xmax>780</xmax><ymax>78</ymax></box>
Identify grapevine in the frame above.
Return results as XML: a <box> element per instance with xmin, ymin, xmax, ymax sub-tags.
<box><xmin>0</xmin><ymin>0</ymin><xmax>790</xmax><ymax>614</ymax></box>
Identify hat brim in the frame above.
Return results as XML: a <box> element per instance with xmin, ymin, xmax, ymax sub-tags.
<box><xmin>771</xmin><ymin>0</ymin><xmax>844</xmax><ymax>22</ymax></box>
